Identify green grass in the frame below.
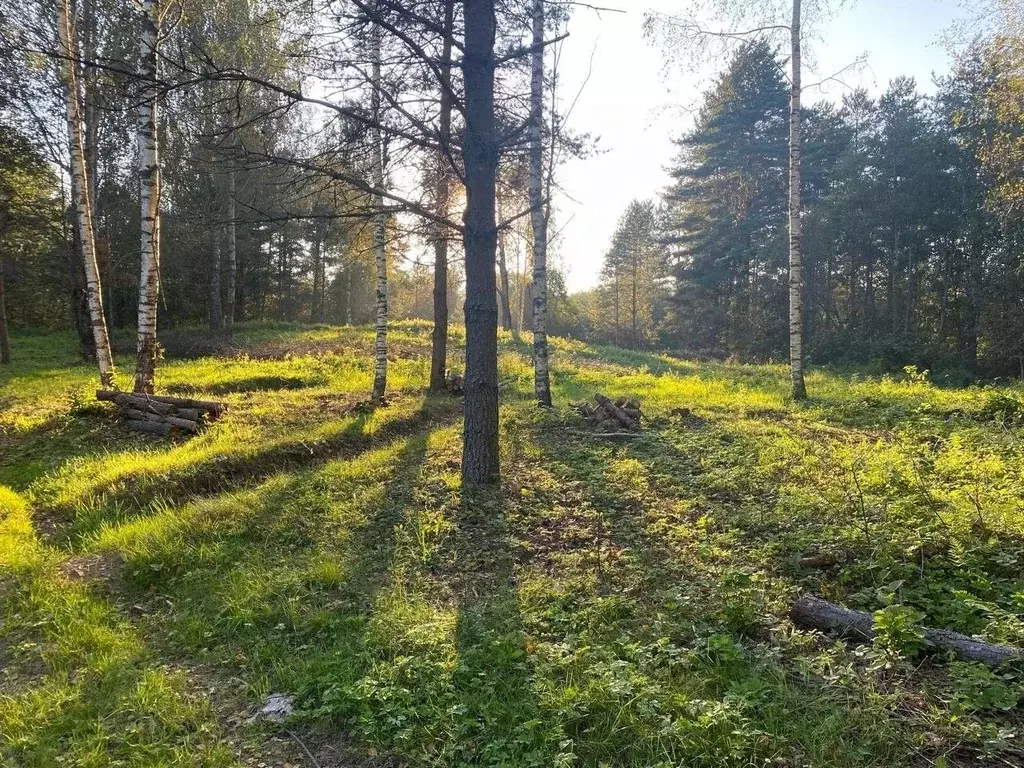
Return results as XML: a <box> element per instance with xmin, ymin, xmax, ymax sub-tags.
<box><xmin>2</xmin><ymin>321</ymin><xmax>1024</xmax><ymax>766</ymax></box>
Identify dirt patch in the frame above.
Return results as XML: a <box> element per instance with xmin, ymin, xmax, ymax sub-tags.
<box><xmin>58</xmin><ymin>551</ymin><xmax>124</xmax><ymax>585</ymax></box>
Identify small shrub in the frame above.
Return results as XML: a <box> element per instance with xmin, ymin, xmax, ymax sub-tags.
<box><xmin>872</xmin><ymin>604</ymin><xmax>926</xmax><ymax>659</ymax></box>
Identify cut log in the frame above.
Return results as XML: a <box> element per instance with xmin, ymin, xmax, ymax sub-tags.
<box><xmin>595</xmin><ymin>393</ymin><xmax>639</xmax><ymax>430</ymax></box>
<box><xmin>798</xmin><ymin>553</ymin><xmax>839</xmax><ymax>569</ymax></box>
<box><xmin>165</xmin><ymin>416</ymin><xmax>200</xmax><ymax>433</ymax></box>
<box><xmin>123</xmin><ymin>419</ymin><xmax>173</xmax><ymax>436</ymax></box>
<box><xmin>123</xmin><ymin>408</ymin><xmax>164</xmax><ymax>423</ymax></box>
<box><xmin>97</xmin><ymin>390</ymin><xmax>226</xmax><ymax>418</ymax></box>
<box><xmin>791</xmin><ymin>595</ymin><xmax>1021</xmax><ymax>668</ymax></box>
<box><xmin>174</xmin><ymin>408</ymin><xmax>204</xmax><ymax>423</ymax></box>
<box><xmin>112</xmin><ymin>393</ymin><xmax>175</xmax><ymax>415</ymax></box>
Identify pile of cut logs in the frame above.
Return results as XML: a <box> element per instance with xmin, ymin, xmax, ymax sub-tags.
<box><xmin>97</xmin><ymin>390</ymin><xmax>227</xmax><ymax>436</ymax></box>
<box><xmin>575</xmin><ymin>393</ymin><xmax>643</xmax><ymax>432</ymax></box>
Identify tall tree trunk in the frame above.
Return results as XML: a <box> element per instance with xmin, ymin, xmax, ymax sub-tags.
<box><xmin>430</xmin><ymin>0</ymin><xmax>455</xmax><ymax>392</ymax></box>
<box><xmin>66</xmin><ymin>209</ymin><xmax>95</xmax><ymax>360</ymax></box>
<box><xmin>788</xmin><ymin>0</ymin><xmax>807</xmax><ymax>400</ymax></box>
<box><xmin>462</xmin><ymin>0</ymin><xmax>500</xmax><ymax>485</ymax></box>
<box><xmin>613</xmin><ymin>272</ymin><xmax>620</xmax><ymax>345</ymax></box>
<box><xmin>370</xmin><ymin>8</ymin><xmax>388</xmax><ymax>404</ymax></box>
<box><xmin>311</xmin><ymin>230</ymin><xmax>322</xmax><ymax>324</ymax></box>
<box><xmin>345</xmin><ymin>267</ymin><xmax>353</xmax><ymax>325</ymax></box>
<box><xmin>224</xmin><ymin>168</ymin><xmax>237</xmax><ymax>334</ymax></box>
<box><xmin>82</xmin><ymin>0</ymin><xmax>99</xmax><ymax>230</ymax></box>
<box><xmin>209</xmin><ymin>210</ymin><xmax>223</xmax><ymax>332</ymax></box>
<box><xmin>317</xmin><ymin>234</ymin><xmax>327</xmax><ymax>324</ymax></box>
<box><xmin>0</xmin><ymin>252</ymin><xmax>10</xmax><ymax>365</ymax></box>
<box><xmin>58</xmin><ymin>0</ymin><xmax>114</xmax><ymax>388</ymax></box>
<box><xmin>630</xmin><ymin>259</ymin><xmax>639</xmax><ymax>348</ymax></box>
<box><xmin>134</xmin><ymin>0</ymin><xmax>161</xmax><ymax>394</ymax></box>
<box><xmin>529</xmin><ymin>0</ymin><xmax>552</xmax><ymax>407</ymax></box>
<box><xmin>497</xmin><ymin>193</ymin><xmax>513</xmax><ymax>332</ymax></box>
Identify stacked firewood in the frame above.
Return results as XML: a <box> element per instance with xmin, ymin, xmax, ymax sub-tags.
<box><xmin>445</xmin><ymin>374</ymin><xmax>464</xmax><ymax>396</ymax></box>
<box><xmin>575</xmin><ymin>393</ymin><xmax>643</xmax><ymax>432</ymax></box>
<box><xmin>97</xmin><ymin>390</ymin><xmax>227</xmax><ymax>436</ymax></box>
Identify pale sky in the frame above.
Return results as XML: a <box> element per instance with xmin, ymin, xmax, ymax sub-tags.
<box><xmin>551</xmin><ymin>0</ymin><xmax>982</xmax><ymax>292</ymax></box>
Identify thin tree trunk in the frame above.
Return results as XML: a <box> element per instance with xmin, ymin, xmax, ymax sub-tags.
<box><xmin>788</xmin><ymin>0</ymin><xmax>807</xmax><ymax>400</ymax></box>
<box><xmin>317</xmin><ymin>235</ymin><xmax>327</xmax><ymax>324</ymax></box>
<box><xmin>82</xmin><ymin>0</ymin><xmax>99</xmax><ymax>228</ymax></box>
<box><xmin>0</xmin><ymin>252</ymin><xmax>10</xmax><ymax>365</ymax></box>
<box><xmin>613</xmin><ymin>272</ymin><xmax>620</xmax><ymax>345</ymax></box>
<box><xmin>430</xmin><ymin>0</ymin><xmax>455</xmax><ymax>392</ymax></box>
<box><xmin>529</xmin><ymin>0</ymin><xmax>552</xmax><ymax>407</ymax></box>
<box><xmin>497</xmin><ymin>193</ymin><xmax>513</xmax><ymax>332</ymax></box>
<box><xmin>370</xmin><ymin>8</ymin><xmax>388</xmax><ymax>404</ymax></box>
<box><xmin>66</xmin><ymin>205</ymin><xmax>95</xmax><ymax>360</ymax></box>
<box><xmin>209</xmin><ymin>210</ymin><xmax>223</xmax><ymax>332</ymax></box>
<box><xmin>134</xmin><ymin>0</ymin><xmax>161</xmax><ymax>394</ymax></box>
<box><xmin>345</xmin><ymin>267</ymin><xmax>353</xmax><ymax>325</ymax></box>
<box><xmin>462</xmin><ymin>0</ymin><xmax>501</xmax><ymax>485</ymax></box>
<box><xmin>58</xmin><ymin>0</ymin><xmax>114</xmax><ymax>388</ymax></box>
<box><xmin>224</xmin><ymin>168</ymin><xmax>237</xmax><ymax>334</ymax></box>
<box><xmin>311</xmin><ymin>231</ymin><xmax>321</xmax><ymax>324</ymax></box>
<box><xmin>630</xmin><ymin>259</ymin><xmax>639</xmax><ymax>348</ymax></box>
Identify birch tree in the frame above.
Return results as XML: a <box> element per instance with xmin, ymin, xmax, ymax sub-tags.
<box><xmin>787</xmin><ymin>0</ymin><xmax>806</xmax><ymax>398</ymax></box>
<box><xmin>224</xmin><ymin>164</ymin><xmax>237</xmax><ymax>334</ymax></box>
<box><xmin>57</xmin><ymin>0</ymin><xmax>115</xmax><ymax>387</ymax></box>
<box><xmin>369</xmin><ymin>5</ymin><xmax>388</xmax><ymax>404</ymax></box>
<box><xmin>646</xmin><ymin>0</ymin><xmax>852</xmax><ymax>400</ymax></box>
<box><xmin>134</xmin><ymin>0</ymin><xmax>163</xmax><ymax>393</ymax></box>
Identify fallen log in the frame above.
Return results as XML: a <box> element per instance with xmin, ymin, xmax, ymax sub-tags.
<box><xmin>97</xmin><ymin>390</ymin><xmax>226</xmax><ymax>418</ymax></box>
<box><xmin>595</xmin><ymin>393</ymin><xmax>639</xmax><ymax>430</ymax></box>
<box><xmin>798</xmin><ymin>553</ymin><xmax>840</xmax><ymax>569</ymax></box>
<box><xmin>791</xmin><ymin>595</ymin><xmax>1021</xmax><ymax>668</ymax></box>
<box><xmin>123</xmin><ymin>419</ymin><xmax>173</xmax><ymax>437</ymax></box>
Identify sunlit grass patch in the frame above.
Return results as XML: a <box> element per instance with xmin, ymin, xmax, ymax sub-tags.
<box><xmin>3</xmin><ymin>323</ymin><xmax>1024</xmax><ymax>766</ymax></box>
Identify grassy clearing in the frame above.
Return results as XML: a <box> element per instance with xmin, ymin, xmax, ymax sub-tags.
<box><xmin>2</xmin><ymin>321</ymin><xmax>1024</xmax><ymax>767</ymax></box>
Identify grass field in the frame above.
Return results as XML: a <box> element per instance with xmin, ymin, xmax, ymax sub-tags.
<box><xmin>2</xmin><ymin>321</ymin><xmax>1024</xmax><ymax>767</ymax></box>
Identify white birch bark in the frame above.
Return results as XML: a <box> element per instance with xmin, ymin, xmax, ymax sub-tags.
<box><xmin>134</xmin><ymin>0</ymin><xmax>161</xmax><ymax>393</ymax></box>
<box><xmin>370</xmin><ymin>9</ymin><xmax>388</xmax><ymax>403</ymax></box>
<box><xmin>529</xmin><ymin>0</ymin><xmax>552</xmax><ymax>407</ymax></box>
<box><xmin>209</xmin><ymin>181</ymin><xmax>223</xmax><ymax>331</ymax></box>
<box><xmin>57</xmin><ymin>0</ymin><xmax>115</xmax><ymax>388</ymax></box>
<box><xmin>788</xmin><ymin>0</ymin><xmax>807</xmax><ymax>400</ymax></box>
<box><xmin>224</xmin><ymin>168</ymin><xmax>237</xmax><ymax>333</ymax></box>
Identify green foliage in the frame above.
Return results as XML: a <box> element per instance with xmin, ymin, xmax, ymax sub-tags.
<box><xmin>872</xmin><ymin>604</ymin><xmax>927</xmax><ymax>659</ymax></box>
<box><xmin>3</xmin><ymin>324</ymin><xmax>1024</xmax><ymax>765</ymax></box>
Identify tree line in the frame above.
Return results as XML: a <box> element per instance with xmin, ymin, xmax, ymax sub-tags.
<box><xmin>568</xmin><ymin>29</ymin><xmax>1024</xmax><ymax>378</ymax></box>
<box><xmin>0</xmin><ymin>0</ymin><xmax>1020</xmax><ymax>488</ymax></box>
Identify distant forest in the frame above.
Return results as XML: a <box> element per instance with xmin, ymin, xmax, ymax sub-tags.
<box><xmin>572</xmin><ymin>38</ymin><xmax>1024</xmax><ymax>376</ymax></box>
<box><xmin>2</xmin><ymin>14</ymin><xmax>1022</xmax><ymax>377</ymax></box>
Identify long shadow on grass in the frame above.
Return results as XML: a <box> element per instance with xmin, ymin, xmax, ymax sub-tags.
<box><xmin>113</xmin><ymin>425</ymin><xmax>436</xmax><ymax>744</ymax></box>
<box><xmin>437</xmin><ymin>488</ymin><xmax>554</xmax><ymax>764</ymax></box>
<box><xmin>45</xmin><ymin>395</ymin><xmax>463</xmax><ymax>548</ymax></box>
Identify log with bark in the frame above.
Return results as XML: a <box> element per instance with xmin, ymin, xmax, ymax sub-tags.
<box><xmin>791</xmin><ymin>595</ymin><xmax>1021</xmax><ymax>668</ymax></box>
<box><xmin>97</xmin><ymin>390</ymin><xmax>225</xmax><ymax>436</ymax></box>
<box><xmin>573</xmin><ymin>393</ymin><xmax>643</xmax><ymax>432</ymax></box>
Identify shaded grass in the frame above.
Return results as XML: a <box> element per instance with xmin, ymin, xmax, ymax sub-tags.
<box><xmin>2</xmin><ymin>323</ymin><xmax>1024</xmax><ymax>767</ymax></box>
